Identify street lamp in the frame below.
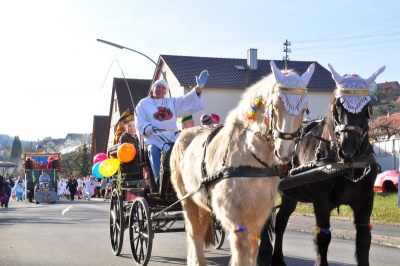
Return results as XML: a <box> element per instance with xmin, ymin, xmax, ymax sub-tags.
<box><xmin>97</xmin><ymin>39</ymin><xmax>158</xmax><ymax>66</ymax></box>
<box><xmin>97</xmin><ymin>38</ymin><xmax>169</xmax><ymax>97</ymax></box>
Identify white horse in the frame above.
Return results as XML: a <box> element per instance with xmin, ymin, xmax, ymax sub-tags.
<box><xmin>170</xmin><ymin>61</ymin><xmax>315</xmax><ymax>266</ymax></box>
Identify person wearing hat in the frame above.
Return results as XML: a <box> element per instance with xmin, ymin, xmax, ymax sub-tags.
<box><xmin>210</xmin><ymin>113</ymin><xmax>220</xmax><ymax>124</ymax></box>
<box><xmin>136</xmin><ymin>70</ymin><xmax>209</xmax><ymax>186</ymax></box>
<box><xmin>119</xmin><ymin>114</ymin><xmax>140</xmax><ymax>176</ymax></box>
<box><xmin>200</xmin><ymin>113</ymin><xmax>215</xmax><ymax>126</ymax></box>
<box><xmin>113</xmin><ymin>108</ymin><xmax>131</xmax><ymax>145</ymax></box>
<box><xmin>179</xmin><ymin>115</ymin><xmax>195</xmax><ymax>129</ymax></box>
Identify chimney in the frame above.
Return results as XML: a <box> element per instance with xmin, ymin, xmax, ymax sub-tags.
<box><xmin>247</xmin><ymin>48</ymin><xmax>257</xmax><ymax>70</ymax></box>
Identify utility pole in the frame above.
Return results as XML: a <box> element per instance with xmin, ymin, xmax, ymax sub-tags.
<box><xmin>283</xmin><ymin>39</ymin><xmax>291</xmax><ymax>70</ymax></box>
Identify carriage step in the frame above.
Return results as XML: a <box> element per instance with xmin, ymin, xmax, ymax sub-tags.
<box><xmin>148</xmin><ymin>192</ymin><xmax>160</xmax><ymax>198</ymax></box>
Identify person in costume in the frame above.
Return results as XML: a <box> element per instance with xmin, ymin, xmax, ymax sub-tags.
<box><xmin>58</xmin><ymin>179</ymin><xmax>66</xmax><ymax>198</ymax></box>
<box><xmin>179</xmin><ymin>115</ymin><xmax>195</xmax><ymax>129</ymax></box>
<box><xmin>119</xmin><ymin>114</ymin><xmax>140</xmax><ymax>176</ymax></box>
<box><xmin>84</xmin><ymin>176</ymin><xmax>95</xmax><ymax>201</ymax></box>
<box><xmin>65</xmin><ymin>175</ymin><xmax>78</xmax><ymax>201</ymax></box>
<box><xmin>135</xmin><ymin>70</ymin><xmax>209</xmax><ymax>185</ymax></box>
<box><xmin>1</xmin><ymin>174</ymin><xmax>15</xmax><ymax>208</ymax></box>
<box><xmin>200</xmin><ymin>113</ymin><xmax>215</xmax><ymax>126</ymax></box>
<box><xmin>113</xmin><ymin>108</ymin><xmax>130</xmax><ymax>145</ymax></box>
<box><xmin>14</xmin><ymin>176</ymin><xmax>25</xmax><ymax>201</ymax></box>
<box><xmin>210</xmin><ymin>113</ymin><xmax>220</xmax><ymax>124</ymax></box>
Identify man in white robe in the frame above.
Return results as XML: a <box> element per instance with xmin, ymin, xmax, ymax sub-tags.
<box><xmin>135</xmin><ymin>70</ymin><xmax>208</xmax><ymax>185</ymax></box>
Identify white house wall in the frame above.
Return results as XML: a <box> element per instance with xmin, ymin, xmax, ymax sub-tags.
<box><xmin>306</xmin><ymin>91</ymin><xmax>334</xmax><ymax>120</ymax></box>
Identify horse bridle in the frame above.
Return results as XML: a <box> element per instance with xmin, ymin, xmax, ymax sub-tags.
<box><xmin>268</xmin><ymin>104</ymin><xmax>309</xmax><ymax>141</ymax></box>
<box><xmin>332</xmin><ymin>99</ymin><xmax>372</xmax><ymax>158</ymax></box>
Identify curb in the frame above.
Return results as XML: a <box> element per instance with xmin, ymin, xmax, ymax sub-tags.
<box><xmin>286</xmin><ymin>223</ymin><xmax>400</xmax><ymax>249</ymax></box>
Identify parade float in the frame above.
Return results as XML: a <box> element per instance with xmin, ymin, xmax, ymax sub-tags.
<box><xmin>22</xmin><ymin>145</ymin><xmax>61</xmax><ymax>204</ymax></box>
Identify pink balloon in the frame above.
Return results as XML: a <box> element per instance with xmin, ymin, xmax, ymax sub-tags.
<box><xmin>93</xmin><ymin>153</ymin><xmax>108</xmax><ymax>164</ymax></box>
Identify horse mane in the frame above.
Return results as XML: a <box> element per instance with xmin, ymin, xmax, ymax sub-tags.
<box><xmin>297</xmin><ymin>96</ymin><xmax>336</xmax><ymax>163</ymax></box>
<box><xmin>225</xmin><ymin>69</ymin><xmax>299</xmax><ymax>128</ymax></box>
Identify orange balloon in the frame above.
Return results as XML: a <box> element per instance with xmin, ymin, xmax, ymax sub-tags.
<box><xmin>117</xmin><ymin>143</ymin><xmax>136</xmax><ymax>163</ymax></box>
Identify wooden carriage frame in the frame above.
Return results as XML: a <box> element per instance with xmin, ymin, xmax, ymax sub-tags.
<box><xmin>107</xmin><ymin>140</ymin><xmax>225</xmax><ymax>266</ymax></box>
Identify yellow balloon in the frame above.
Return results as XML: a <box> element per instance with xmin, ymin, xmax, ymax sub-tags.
<box><xmin>99</xmin><ymin>158</ymin><xmax>120</xmax><ymax>177</ymax></box>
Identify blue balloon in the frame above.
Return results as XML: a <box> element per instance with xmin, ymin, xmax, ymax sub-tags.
<box><xmin>92</xmin><ymin>162</ymin><xmax>103</xmax><ymax>178</ymax></box>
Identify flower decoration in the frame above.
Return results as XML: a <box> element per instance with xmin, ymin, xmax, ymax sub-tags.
<box><xmin>247</xmin><ymin>95</ymin><xmax>265</xmax><ymax>120</ymax></box>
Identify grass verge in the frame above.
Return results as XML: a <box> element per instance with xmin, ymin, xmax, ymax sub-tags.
<box><xmin>277</xmin><ymin>192</ymin><xmax>400</xmax><ymax>224</ymax></box>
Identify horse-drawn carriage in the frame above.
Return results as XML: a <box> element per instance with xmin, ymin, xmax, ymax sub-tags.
<box><xmin>107</xmin><ymin>138</ymin><xmax>225</xmax><ymax>266</ymax></box>
<box><xmin>106</xmin><ymin>61</ymin><xmax>385</xmax><ymax>266</ymax></box>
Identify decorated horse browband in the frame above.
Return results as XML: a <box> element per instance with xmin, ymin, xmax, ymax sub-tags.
<box><xmin>335</xmin><ymin>74</ymin><xmax>371</xmax><ymax>114</ymax></box>
<box><xmin>247</xmin><ymin>86</ymin><xmax>308</xmax><ymax>123</ymax></box>
<box><xmin>274</xmin><ymin>86</ymin><xmax>309</xmax><ymax>116</ymax></box>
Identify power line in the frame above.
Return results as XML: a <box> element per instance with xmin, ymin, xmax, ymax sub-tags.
<box><xmin>290</xmin><ymin>15</ymin><xmax>400</xmax><ymax>57</ymax></box>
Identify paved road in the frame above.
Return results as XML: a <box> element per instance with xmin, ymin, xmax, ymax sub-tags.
<box><xmin>0</xmin><ymin>197</ymin><xmax>399</xmax><ymax>266</ymax></box>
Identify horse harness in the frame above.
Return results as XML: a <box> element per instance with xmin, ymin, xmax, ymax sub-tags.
<box><xmin>293</xmin><ymin>110</ymin><xmax>376</xmax><ymax>183</ymax></box>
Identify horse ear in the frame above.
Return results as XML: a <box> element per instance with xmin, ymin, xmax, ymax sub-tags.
<box><xmin>300</xmin><ymin>63</ymin><xmax>315</xmax><ymax>86</ymax></box>
<box><xmin>328</xmin><ymin>64</ymin><xmax>343</xmax><ymax>84</ymax></box>
<box><xmin>365</xmin><ymin>66</ymin><xmax>386</xmax><ymax>87</ymax></box>
<box><xmin>270</xmin><ymin>60</ymin><xmax>285</xmax><ymax>84</ymax></box>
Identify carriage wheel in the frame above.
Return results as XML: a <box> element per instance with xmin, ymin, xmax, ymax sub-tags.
<box><xmin>211</xmin><ymin>217</ymin><xmax>225</xmax><ymax>249</ymax></box>
<box><xmin>129</xmin><ymin>197</ymin><xmax>153</xmax><ymax>266</ymax></box>
<box><xmin>109</xmin><ymin>189</ymin><xmax>124</xmax><ymax>256</ymax></box>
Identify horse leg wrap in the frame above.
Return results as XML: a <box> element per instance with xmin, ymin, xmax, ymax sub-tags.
<box><xmin>314</xmin><ymin>225</ymin><xmax>331</xmax><ymax>234</ymax></box>
<box><xmin>356</xmin><ymin>222</ymin><xmax>372</xmax><ymax>231</ymax></box>
<box><xmin>233</xmin><ymin>226</ymin><xmax>260</xmax><ymax>241</ymax></box>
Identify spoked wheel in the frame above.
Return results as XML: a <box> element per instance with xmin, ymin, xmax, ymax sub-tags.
<box><xmin>211</xmin><ymin>217</ymin><xmax>225</xmax><ymax>249</ymax></box>
<box><xmin>109</xmin><ymin>189</ymin><xmax>124</xmax><ymax>256</ymax></box>
<box><xmin>129</xmin><ymin>197</ymin><xmax>153</xmax><ymax>266</ymax></box>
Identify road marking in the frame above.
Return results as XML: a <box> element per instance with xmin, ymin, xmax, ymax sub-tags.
<box><xmin>62</xmin><ymin>205</ymin><xmax>72</xmax><ymax>215</ymax></box>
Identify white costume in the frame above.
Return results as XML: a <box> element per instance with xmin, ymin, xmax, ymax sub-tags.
<box><xmin>58</xmin><ymin>181</ymin><xmax>66</xmax><ymax>197</ymax></box>
<box><xmin>77</xmin><ymin>178</ymin><xmax>83</xmax><ymax>190</ymax></box>
<box><xmin>136</xmin><ymin>87</ymin><xmax>204</xmax><ymax>150</ymax></box>
<box><xmin>85</xmin><ymin>178</ymin><xmax>95</xmax><ymax>201</ymax></box>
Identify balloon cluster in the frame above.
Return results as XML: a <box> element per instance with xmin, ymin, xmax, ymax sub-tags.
<box><xmin>92</xmin><ymin>144</ymin><xmax>136</xmax><ymax>178</ymax></box>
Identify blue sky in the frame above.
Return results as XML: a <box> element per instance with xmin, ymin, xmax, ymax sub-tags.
<box><xmin>1</xmin><ymin>0</ymin><xmax>399</xmax><ymax>141</ymax></box>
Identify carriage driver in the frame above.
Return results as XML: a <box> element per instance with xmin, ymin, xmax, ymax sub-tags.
<box><xmin>135</xmin><ymin>70</ymin><xmax>209</xmax><ymax>187</ymax></box>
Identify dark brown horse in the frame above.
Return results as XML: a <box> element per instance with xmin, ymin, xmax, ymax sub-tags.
<box><xmin>257</xmin><ymin>64</ymin><xmax>385</xmax><ymax>266</ymax></box>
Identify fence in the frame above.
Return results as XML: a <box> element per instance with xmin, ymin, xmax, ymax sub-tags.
<box><xmin>372</xmin><ymin>139</ymin><xmax>400</xmax><ymax>171</ymax></box>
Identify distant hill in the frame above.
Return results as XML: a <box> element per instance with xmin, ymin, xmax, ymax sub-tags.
<box><xmin>0</xmin><ymin>133</ymin><xmax>91</xmax><ymax>154</ymax></box>
<box><xmin>0</xmin><ymin>134</ymin><xmax>37</xmax><ymax>148</ymax></box>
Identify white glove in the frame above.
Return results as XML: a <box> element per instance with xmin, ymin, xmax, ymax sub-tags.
<box><xmin>145</xmin><ymin>126</ymin><xmax>153</xmax><ymax>136</ymax></box>
<box><xmin>196</xmin><ymin>70</ymin><xmax>209</xmax><ymax>88</ymax></box>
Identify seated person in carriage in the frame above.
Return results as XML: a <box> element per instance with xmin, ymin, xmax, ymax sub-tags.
<box><xmin>135</xmin><ymin>70</ymin><xmax>209</xmax><ymax>186</ymax></box>
<box><xmin>39</xmin><ymin>171</ymin><xmax>50</xmax><ymax>183</ymax></box>
<box><xmin>118</xmin><ymin>114</ymin><xmax>140</xmax><ymax>176</ymax></box>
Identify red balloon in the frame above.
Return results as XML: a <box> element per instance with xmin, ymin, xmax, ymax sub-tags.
<box><xmin>93</xmin><ymin>153</ymin><xmax>108</xmax><ymax>164</ymax></box>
